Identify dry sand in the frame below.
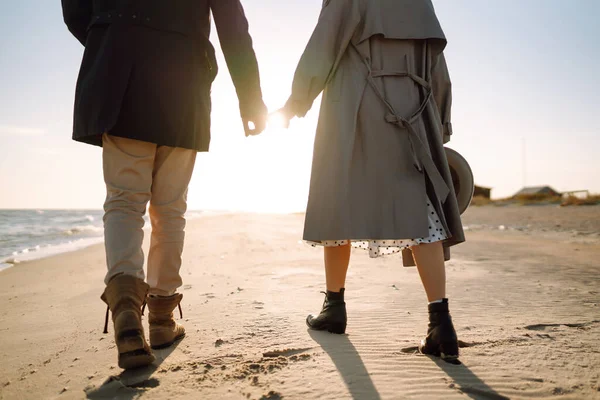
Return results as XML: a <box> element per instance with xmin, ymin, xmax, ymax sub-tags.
<box><xmin>0</xmin><ymin>205</ymin><xmax>599</xmax><ymax>400</ymax></box>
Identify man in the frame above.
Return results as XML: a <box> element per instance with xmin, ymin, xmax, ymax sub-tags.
<box><xmin>62</xmin><ymin>0</ymin><xmax>267</xmax><ymax>369</ymax></box>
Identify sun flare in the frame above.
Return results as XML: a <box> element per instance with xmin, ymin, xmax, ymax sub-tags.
<box><xmin>267</xmin><ymin>111</ymin><xmax>290</xmax><ymax>132</ymax></box>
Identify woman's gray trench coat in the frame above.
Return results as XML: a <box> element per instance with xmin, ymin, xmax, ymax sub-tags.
<box><xmin>285</xmin><ymin>0</ymin><xmax>465</xmax><ymax>266</ymax></box>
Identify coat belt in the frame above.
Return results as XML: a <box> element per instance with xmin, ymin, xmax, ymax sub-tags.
<box><xmin>350</xmin><ymin>44</ymin><xmax>450</xmax><ymax>203</ymax></box>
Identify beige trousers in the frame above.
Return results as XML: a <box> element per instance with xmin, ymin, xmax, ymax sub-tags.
<box><xmin>102</xmin><ymin>134</ymin><xmax>196</xmax><ymax>296</ymax></box>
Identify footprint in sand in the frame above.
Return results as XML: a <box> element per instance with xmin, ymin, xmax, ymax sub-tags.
<box><xmin>259</xmin><ymin>390</ymin><xmax>283</xmax><ymax>400</ymax></box>
<box><xmin>253</xmin><ymin>301</ymin><xmax>264</xmax><ymax>309</ymax></box>
<box><xmin>262</xmin><ymin>348</ymin><xmax>310</xmax><ymax>358</ymax></box>
<box><xmin>524</xmin><ymin>320</ymin><xmax>600</xmax><ymax>331</ymax></box>
<box><xmin>85</xmin><ymin>376</ymin><xmax>160</xmax><ymax>398</ymax></box>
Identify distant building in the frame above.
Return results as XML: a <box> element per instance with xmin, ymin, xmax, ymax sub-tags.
<box><xmin>474</xmin><ymin>185</ymin><xmax>492</xmax><ymax>199</ymax></box>
<box><xmin>561</xmin><ymin>190</ymin><xmax>590</xmax><ymax>199</ymax></box>
<box><xmin>513</xmin><ymin>186</ymin><xmax>561</xmax><ymax>197</ymax></box>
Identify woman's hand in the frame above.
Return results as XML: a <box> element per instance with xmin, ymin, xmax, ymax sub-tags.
<box><xmin>269</xmin><ymin>107</ymin><xmax>294</xmax><ymax>129</ymax></box>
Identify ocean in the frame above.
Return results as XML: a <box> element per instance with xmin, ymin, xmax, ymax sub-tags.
<box><xmin>0</xmin><ymin>209</ymin><xmax>203</xmax><ymax>271</ymax></box>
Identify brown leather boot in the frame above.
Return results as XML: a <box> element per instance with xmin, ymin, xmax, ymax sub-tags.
<box><xmin>101</xmin><ymin>274</ymin><xmax>155</xmax><ymax>369</ymax></box>
<box><xmin>146</xmin><ymin>293</ymin><xmax>186</xmax><ymax>349</ymax></box>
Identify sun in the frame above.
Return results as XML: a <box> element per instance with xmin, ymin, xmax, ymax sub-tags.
<box><xmin>267</xmin><ymin>110</ymin><xmax>290</xmax><ymax>132</ymax></box>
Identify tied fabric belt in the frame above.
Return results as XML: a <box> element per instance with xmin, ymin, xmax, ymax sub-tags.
<box><xmin>350</xmin><ymin>44</ymin><xmax>450</xmax><ymax>203</ymax></box>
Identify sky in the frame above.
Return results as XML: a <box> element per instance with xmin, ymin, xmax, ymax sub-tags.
<box><xmin>0</xmin><ymin>0</ymin><xmax>598</xmax><ymax>211</ymax></box>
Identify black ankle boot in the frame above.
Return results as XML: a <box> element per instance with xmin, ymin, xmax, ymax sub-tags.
<box><xmin>306</xmin><ymin>289</ymin><xmax>347</xmax><ymax>334</ymax></box>
<box><xmin>419</xmin><ymin>299</ymin><xmax>459</xmax><ymax>360</ymax></box>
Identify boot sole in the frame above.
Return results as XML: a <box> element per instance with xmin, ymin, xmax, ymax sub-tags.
<box><xmin>151</xmin><ymin>332</ymin><xmax>186</xmax><ymax>350</ymax></box>
<box><xmin>118</xmin><ymin>349</ymin><xmax>156</xmax><ymax>370</ymax></box>
<box><xmin>306</xmin><ymin>319</ymin><xmax>346</xmax><ymax>334</ymax></box>
<box><xmin>116</xmin><ymin>330</ymin><xmax>155</xmax><ymax>369</ymax></box>
<box><xmin>419</xmin><ymin>340</ymin><xmax>459</xmax><ymax>361</ymax></box>
<box><xmin>440</xmin><ymin>353</ymin><xmax>460</xmax><ymax>362</ymax></box>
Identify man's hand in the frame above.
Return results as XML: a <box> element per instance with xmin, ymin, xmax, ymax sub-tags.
<box><xmin>242</xmin><ymin>103</ymin><xmax>268</xmax><ymax>137</ymax></box>
<box><xmin>243</xmin><ymin>112</ymin><xmax>267</xmax><ymax>137</ymax></box>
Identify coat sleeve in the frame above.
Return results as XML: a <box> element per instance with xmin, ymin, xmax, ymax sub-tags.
<box><xmin>431</xmin><ymin>52</ymin><xmax>453</xmax><ymax>143</ymax></box>
<box><xmin>61</xmin><ymin>0</ymin><xmax>93</xmax><ymax>46</ymax></box>
<box><xmin>285</xmin><ymin>0</ymin><xmax>361</xmax><ymax>117</ymax></box>
<box><xmin>210</xmin><ymin>0</ymin><xmax>266</xmax><ymax>119</ymax></box>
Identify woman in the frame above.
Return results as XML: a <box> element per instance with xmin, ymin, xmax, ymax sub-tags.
<box><xmin>278</xmin><ymin>0</ymin><xmax>465</xmax><ymax>361</ymax></box>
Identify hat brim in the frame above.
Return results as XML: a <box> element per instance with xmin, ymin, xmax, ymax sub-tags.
<box><xmin>445</xmin><ymin>147</ymin><xmax>474</xmax><ymax>215</ymax></box>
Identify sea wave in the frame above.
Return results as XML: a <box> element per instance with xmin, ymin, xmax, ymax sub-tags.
<box><xmin>0</xmin><ymin>209</ymin><xmax>205</xmax><ymax>272</ymax></box>
<box><xmin>0</xmin><ymin>236</ymin><xmax>104</xmax><ymax>270</ymax></box>
<box><xmin>63</xmin><ymin>225</ymin><xmax>104</xmax><ymax>236</ymax></box>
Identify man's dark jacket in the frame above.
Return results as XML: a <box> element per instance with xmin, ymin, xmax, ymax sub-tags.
<box><xmin>62</xmin><ymin>0</ymin><xmax>266</xmax><ymax>151</ymax></box>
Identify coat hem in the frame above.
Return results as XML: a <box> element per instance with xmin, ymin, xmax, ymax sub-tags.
<box><xmin>73</xmin><ymin>133</ymin><xmax>209</xmax><ymax>152</ymax></box>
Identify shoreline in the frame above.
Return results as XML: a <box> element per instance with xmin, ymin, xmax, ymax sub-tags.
<box><xmin>2</xmin><ymin>204</ymin><xmax>598</xmax><ymax>275</ymax></box>
<box><xmin>0</xmin><ymin>210</ymin><xmax>222</xmax><ymax>273</ymax></box>
<box><xmin>0</xmin><ymin>236</ymin><xmax>105</xmax><ymax>273</ymax></box>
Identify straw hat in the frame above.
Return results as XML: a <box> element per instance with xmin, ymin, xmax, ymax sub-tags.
<box><xmin>445</xmin><ymin>147</ymin><xmax>474</xmax><ymax>215</ymax></box>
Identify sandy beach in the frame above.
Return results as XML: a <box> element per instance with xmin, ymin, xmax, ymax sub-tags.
<box><xmin>0</xmin><ymin>205</ymin><xmax>599</xmax><ymax>400</ymax></box>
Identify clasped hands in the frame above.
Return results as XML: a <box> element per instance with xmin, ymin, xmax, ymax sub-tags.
<box><xmin>243</xmin><ymin>105</ymin><xmax>294</xmax><ymax>137</ymax></box>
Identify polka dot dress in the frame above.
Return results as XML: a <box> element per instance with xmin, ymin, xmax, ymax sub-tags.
<box><xmin>306</xmin><ymin>196</ymin><xmax>448</xmax><ymax>258</ymax></box>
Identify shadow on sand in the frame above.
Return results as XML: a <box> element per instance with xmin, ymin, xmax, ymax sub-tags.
<box><xmin>309</xmin><ymin>329</ymin><xmax>382</xmax><ymax>400</ymax></box>
<box><xmin>431</xmin><ymin>356</ymin><xmax>510</xmax><ymax>400</ymax></box>
<box><xmin>401</xmin><ymin>341</ymin><xmax>510</xmax><ymax>400</ymax></box>
<box><xmin>85</xmin><ymin>340</ymin><xmax>182</xmax><ymax>400</ymax></box>
<box><xmin>311</xmin><ymin>330</ymin><xmax>509</xmax><ymax>400</ymax></box>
